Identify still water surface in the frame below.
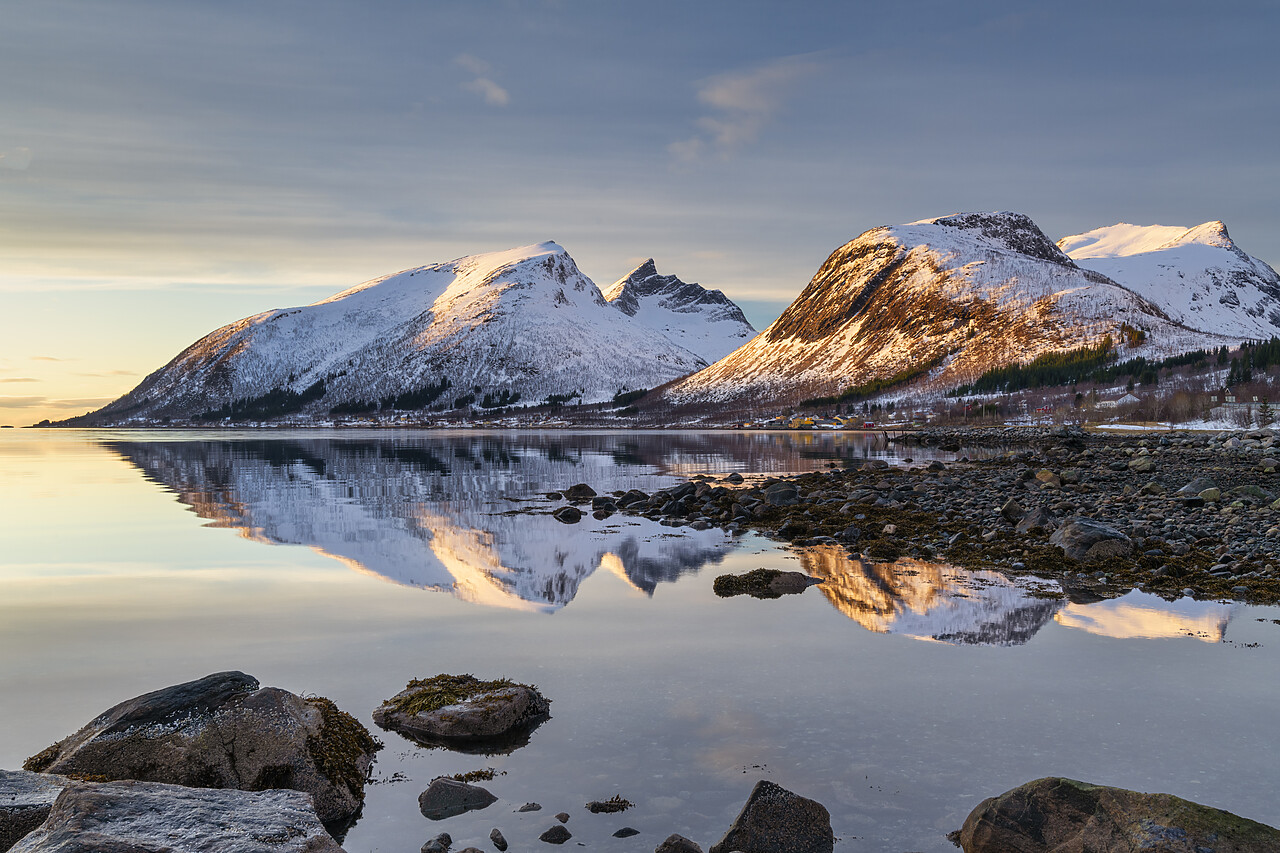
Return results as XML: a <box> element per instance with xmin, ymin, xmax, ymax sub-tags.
<box><xmin>1</xmin><ymin>430</ymin><xmax>1277</xmax><ymax>852</ymax></box>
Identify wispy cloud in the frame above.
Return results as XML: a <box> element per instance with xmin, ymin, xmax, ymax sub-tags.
<box><xmin>74</xmin><ymin>370</ymin><xmax>137</xmax><ymax>378</ymax></box>
<box><xmin>0</xmin><ymin>377</ymin><xmax>38</xmax><ymax>383</ymax></box>
<box><xmin>456</xmin><ymin>54</ymin><xmax>510</xmax><ymax>106</ymax></box>
<box><xmin>671</xmin><ymin>56</ymin><xmax>820</xmax><ymax>161</ymax></box>
<box><xmin>0</xmin><ymin>147</ymin><xmax>32</xmax><ymax>171</ymax></box>
<box><xmin>0</xmin><ymin>396</ymin><xmax>45</xmax><ymax>409</ymax></box>
<box><xmin>30</xmin><ymin>356</ymin><xmax>66</xmax><ymax>362</ymax></box>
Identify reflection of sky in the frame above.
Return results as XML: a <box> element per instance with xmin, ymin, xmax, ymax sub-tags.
<box><xmin>4</xmin><ymin>432</ymin><xmax>1280</xmax><ymax>853</ymax></box>
<box><xmin>1055</xmin><ymin>590</ymin><xmax>1236</xmax><ymax>643</ymax></box>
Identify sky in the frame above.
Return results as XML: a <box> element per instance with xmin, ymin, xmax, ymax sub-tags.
<box><xmin>2</xmin><ymin>0</ymin><xmax>1278</xmax><ymax>425</ymax></box>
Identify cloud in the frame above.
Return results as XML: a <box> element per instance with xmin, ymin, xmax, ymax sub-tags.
<box><xmin>463</xmin><ymin>77</ymin><xmax>510</xmax><ymax>106</ymax></box>
<box><xmin>0</xmin><ymin>396</ymin><xmax>46</xmax><ymax>408</ymax></box>
<box><xmin>0</xmin><ymin>147</ymin><xmax>32</xmax><ymax>170</ymax></box>
<box><xmin>456</xmin><ymin>54</ymin><xmax>509</xmax><ymax>106</ymax></box>
<box><xmin>74</xmin><ymin>369</ymin><xmax>137</xmax><ymax>377</ymax></box>
<box><xmin>30</xmin><ymin>355</ymin><xmax>66</xmax><ymax>362</ymax></box>
<box><xmin>0</xmin><ymin>377</ymin><xmax>38</xmax><ymax>383</ymax></box>
<box><xmin>671</xmin><ymin>56</ymin><xmax>820</xmax><ymax>160</ymax></box>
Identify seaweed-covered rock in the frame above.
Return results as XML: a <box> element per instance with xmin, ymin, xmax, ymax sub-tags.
<box><xmin>417</xmin><ymin>778</ymin><xmax>497</xmax><ymax>820</ymax></box>
<box><xmin>373</xmin><ymin>674</ymin><xmax>550</xmax><ymax>750</ymax></box>
<box><xmin>552</xmin><ymin>506</ymin><xmax>582</xmax><ymax>524</ymax></box>
<box><xmin>562</xmin><ymin>484</ymin><xmax>597</xmax><ymax>501</ymax></box>
<box><xmin>0</xmin><ymin>770</ymin><xmax>71</xmax><ymax>852</ymax></box>
<box><xmin>1048</xmin><ymin>518</ymin><xmax>1132</xmax><ymax>563</ymax></box>
<box><xmin>21</xmin><ymin>672</ymin><xmax>379</xmax><ymax>826</ymax></box>
<box><xmin>713</xmin><ymin>569</ymin><xmax>822</xmax><ymax>599</ymax></box>
<box><xmin>956</xmin><ymin>777</ymin><xmax>1280</xmax><ymax>852</ymax></box>
<box><xmin>9</xmin><ymin>779</ymin><xmax>344</xmax><ymax>853</ymax></box>
<box><xmin>709</xmin><ymin>780</ymin><xmax>833</xmax><ymax>853</ymax></box>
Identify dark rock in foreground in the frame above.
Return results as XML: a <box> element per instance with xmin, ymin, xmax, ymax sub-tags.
<box><xmin>709</xmin><ymin>780</ymin><xmax>833</xmax><ymax>853</ymax></box>
<box><xmin>22</xmin><ymin>671</ymin><xmax>379</xmax><ymax>825</ymax></box>
<box><xmin>417</xmin><ymin>778</ymin><xmax>497</xmax><ymax>820</ymax></box>
<box><xmin>0</xmin><ymin>771</ymin><xmax>70</xmax><ymax>853</ymax></box>
<box><xmin>713</xmin><ymin>569</ymin><xmax>823</xmax><ymax>599</ymax></box>
<box><xmin>373</xmin><ymin>674</ymin><xmax>550</xmax><ymax>751</ymax></box>
<box><xmin>9</xmin><ymin>779</ymin><xmax>343</xmax><ymax>853</ymax></box>
<box><xmin>956</xmin><ymin>777</ymin><xmax>1280</xmax><ymax>852</ymax></box>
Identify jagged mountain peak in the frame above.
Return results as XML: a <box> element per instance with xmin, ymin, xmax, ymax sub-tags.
<box><xmin>1162</xmin><ymin>220</ymin><xmax>1234</xmax><ymax>251</ymax></box>
<box><xmin>602</xmin><ymin>259</ymin><xmax>756</xmax><ymax>363</ymax></box>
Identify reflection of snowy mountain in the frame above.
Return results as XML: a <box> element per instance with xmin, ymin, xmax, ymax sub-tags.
<box><xmin>801</xmin><ymin>547</ymin><xmax>1062</xmax><ymax>646</ymax></box>
<box><xmin>1054</xmin><ymin>590</ymin><xmax>1236</xmax><ymax>642</ymax></box>
<box><xmin>106</xmin><ymin>436</ymin><xmax>736</xmax><ymax>612</ymax></box>
<box><xmin>801</xmin><ymin>545</ymin><xmax>1239</xmax><ymax>645</ymax></box>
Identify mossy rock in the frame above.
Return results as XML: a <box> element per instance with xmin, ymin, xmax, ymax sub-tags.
<box><xmin>713</xmin><ymin>569</ymin><xmax>822</xmax><ymax>599</ymax></box>
<box><xmin>957</xmin><ymin>777</ymin><xmax>1280</xmax><ymax>852</ymax></box>
<box><xmin>372</xmin><ymin>674</ymin><xmax>549</xmax><ymax>752</ymax></box>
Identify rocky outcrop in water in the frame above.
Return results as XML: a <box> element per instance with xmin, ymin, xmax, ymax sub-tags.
<box><xmin>709</xmin><ymin>780</ymin><xmax>833</xmax><ymax>853</ymax></box>
<box><xmin>955</xmin><ymin>777</ymin><xmax>1280</xmax><ymax>852</ymax></box>
<box><xmin>22</xmin><ymin>671</ymin><xmax>380</xmax><ymax>825</ymax></box>
<box><xmin>373</xmin><ymin>674</ymin><xmax>549</xmax><ymax>752</ymax></box>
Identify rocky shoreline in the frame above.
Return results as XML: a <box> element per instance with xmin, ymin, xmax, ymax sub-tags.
<box><xmin>554</xmin><ymin>426</ymin><xmax>1280</xmax><ymax>605</ymax></box>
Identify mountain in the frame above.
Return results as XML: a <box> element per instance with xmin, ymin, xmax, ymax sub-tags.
<box><xmin>603</xmin><ymin>259</ymin><xmax>757</xmax><ymax>362</ymax></box>
<box><xmin>662</xmin><ymin>212</ymin><xmax>1239</xmax><ymax>407</ymax></box>
<box><xmin>80</xmin><ymin>242</ymin><xmax>743</xmax><ymax>424</ymax></box>
<box><xmin>1059</xmin><ymin>221</ymin><xmax>1280</xmax><ymax>340</ymax></box>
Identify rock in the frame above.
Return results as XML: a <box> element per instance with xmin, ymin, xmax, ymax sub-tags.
<box><xmin>555</xmin><ymin>812</ymin><xmax>570</xmax><ymax>823</ymax></box>
<box><xmin>422</xmin><ymin>832</ymin><xmax>452</xmax><ymax>853</ymax></box>
<box><xmin>656</xmin><ymin>834</ymin><xmax>704</xmax><ymax>853</ymax></box>
<box><xmin>709</xmin><ymin>780</ymin><xmax>833</xmax><ymax>853</ymax></box>
<box><xmin>374</xmin><ymin>674</ymin><xmax>550</xmax><ymax>749</ymax></box>
<box><xmin>1035</xmin><ymin>469</ymin><xmax>1062</xmax><ymax>487</ymax></box>
<box><xmin>836</xmin><ymin>524</ymin><xmax>861</xmax><ymax>543</ymax></box>
<box><xmin>21</xmin><ymin>671</ymin><xmax>378</xmax><ymax>826</ymax></box>
<box><xmin>1258</xmin><ymin>457</ymin><xmax>1279</xmax><ymax>473</ymax></box>
<box><xmin>999</xmin><ymin>497</ymin><xmax>1025</xmax><ymax>522</ymax></box>
<box><xmin>0</xmin><ymin>770</ymin><xmax>70</xmax><ymax>852</ymax></box>
<box><xmin>1015</xmin><ymin>508</ymin><xmax>1057</xmax><ymax>534</ymax></box>
<box><xmin>1127</xmin><ymin>456</ymin><xmax>1154</xmax><ymax>473</ymax></box>
<box><xmin>1138</xmin><ymin>481</ymin><xmax>1165</xmax><ymax>496</ymax></box>
<box><xmin>776</xmin><ymin>519</ymin><xmax>808</xmax><ymax>540</ymax></box>
<box><xmin>9</xmin><ymin>779</ymin><xmax>343</xmax><ymax>853</ymax></box>
<box><xmin>1176</xmin><ymin>476</ymin><xmax>1217</xmax><ymax>495</ymax></box>
<box><xmin>562</xmin><ymin>483</ymin><xmax>596</xmax><ymax>501</ymax></box>
<box><xmin>586</xmin><ymin>796</ymin><xmax>633</xmax><ymax>813</ymax></box>
<box><xmin>1198</xmin><ymin>487</ymin><xmax>1222</xmax><ymax>502</ymax></box>
<box><xmin>724</xmin><ymin>473</ymin><xmax>745</xmax><ymax>484</ymax></box>
<box><xmin>956</xmin><ymin>776</ymin><xmax>1280</xmax><ymax>853</ymax></box>
<box><xmin>516</xmin><ymin>802</ymin><xmax>542</xmax><ymax>812</ymax></box>
<box><xmin>552</xmin><ymin>505</ymin><xmax>582</xmax><ymax>524</ymax></box>
<box><xmin>613</xmin><ymin>827</ymin><xmax>640</xmax><ymax>838</ymax></box>
<box><xmin>490</xmin><ymin>827</ymin><xmax>508</xmax><ymax>851</ymax></box>
<box><xmin>926</xmin><ymin>460</ymin><xmax>946</xmax><ymax>471</ymax></box>
<box><xmin>713</xmin><ymin>569</ymin><xmax>821</xmax><ymax>599</ymax></box>
<box><xmin>1048</xmin><ymin>518</ymin><xmax>1133</xmax><ymax>563</ymax></box>
<box><xmin>1232</xmin><ymin>484</ymin><xmax>1274</xmax><ymax>501</ymax></box>
<box><xmin>418</xmin><ymin>778</ymin><xmax>498</xmax><ymax>820</ymax></box>
<box><xmin>539</xmin><ymin>825</ymin><xmax>572</xmax><ymax>844</ymax></box>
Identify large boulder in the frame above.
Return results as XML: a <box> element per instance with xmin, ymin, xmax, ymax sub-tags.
<box><xmin>9</xmin><ymin>778</ymin><xmax>344</xmax><ymax>853</ymax></box>
<box><xmin>22</xmin><ymin>671</ymin><xmax>380</xmax><ymax>825</ymax></box>
<box><xmin>956</xmin><ymin>777</ymin><xmax>1280</xmax><ymax>852</ymax></box>
<box><xmin>709</xmin><ymin>780</ymin><xmax>833</xmax><ymax>853</ymax></box>
<box><xmin>372</xmin><ymin>674</ymin><xmax>549</xmax><ymax>751</ymax></box>
<box><xmin>0</xmin><ymin>771</ymin><xmax>70</xmax><ymax>853</ymax></box>
<box><xmin>713</xmin><ymin>570</ymin><xmax>822</xmax><ymax>599</ymax></box>
<box><xmin>1048</xmin><ymin>518</ymin><xmax>1132</xmax><ymax>563</ymax></box>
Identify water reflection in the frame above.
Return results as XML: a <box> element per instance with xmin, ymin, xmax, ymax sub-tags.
<box><xmin>105</xmin><ymin>436</ymin><xmax>740</xmax><ymax>612</ymax></box>
<box><xmin>800</xmin><ymin>545</ymin><xmax>1239</xmax><ymax>645</ymax></box>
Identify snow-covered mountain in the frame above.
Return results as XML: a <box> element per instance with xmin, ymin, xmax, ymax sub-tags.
<box><xmin>1059</xmin><ymin>221</ymin><xmax>1280</xmax><ymax>340</ymax></box>
<box><xmin>603</xmin><ymin>259</ymin><xmax>756</xmax><ymax>362</ymax></box>
<box><xmin>663</xmin><ymin>212</ymin><xmax>1239</xmax><ymax>406</ymax></box>
<box><xmin>83</xmin><ymin>242</ymin><xmax>744</xmax><ymax>423</ymax></box>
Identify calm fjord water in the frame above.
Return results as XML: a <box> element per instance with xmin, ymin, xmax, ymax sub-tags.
<box><xmin>2</xmin><ymin>430</ymin><xmax>1277</xmax><ymax>852</ymax></box>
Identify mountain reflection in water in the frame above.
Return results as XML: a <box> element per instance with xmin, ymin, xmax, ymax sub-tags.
<box><xmin>800</xmin><ymin>544</ymin><xmax>1238</xmax><ymax>645</ymax></box>
<box><xmin>105</xmin><ymin>436</ymin><xmax>745</xmax><ymax>612</ymax></box>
